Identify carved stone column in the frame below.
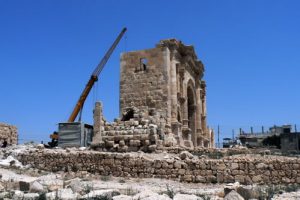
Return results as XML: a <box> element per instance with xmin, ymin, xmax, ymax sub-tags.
<box><xmin>182</xmin><ymin>74</ymin><xmax>189</xmax><ymax>128</ymax></box>
<box><xmin>201</xmin><ymin>81</ymin><xmax>207</xmax><ymax>139</ymax></box>
<box><xmin>92</xmin><ymin>101</ymin><xmax>103</xmax><ymax>144</ymax></box>
<box><xmin>170</xmin><ymin>57</ymin><xmax>178</xmax><ymax>123</ymax></box>
<box><xmin>195</xmin><ymin>82</ymin><xmax>202</xmax><ymax>147</ymax></box>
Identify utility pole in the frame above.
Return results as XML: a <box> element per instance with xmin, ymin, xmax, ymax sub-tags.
<box><xmin>262</xmin><ymin>126</ymin><xmax>264</xmax><ymax>134</ymax></box>
<box><xmin>295</xmin><ymin>124</ymin><xmax>297</xmax><ymax>133</ymax></box>
<box><xmin>251</xmin><ymin>127</ymin><xmax>253</xmax><ymax>134</ymax></box>
<box><xmin>218</xmin><ymin>125</ymin><xmax>220</xmax><ymax>148</ymax></box>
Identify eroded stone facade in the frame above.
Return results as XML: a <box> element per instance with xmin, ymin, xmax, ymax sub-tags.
<box><xmin>92</xmin><ymin>39</ymin><xmax>214</xmax><ymax>151</ymax></box>
<box><xmin>120</xmin><ymin>39</ymin><xmax>213</xmax><ymax>148</ymax></box>
<box><xmin>0</xmin><ymin>123</ymin><xmax>18</xmax><ymax>145</ymax></box>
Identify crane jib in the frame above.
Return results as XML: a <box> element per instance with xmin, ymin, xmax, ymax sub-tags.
<box><xmin>92</xmin><ymin>27</ymin><xmax>127</xmax><ymax>77</ymax></box>
<box><xmin>67</xmin><ymin>27</ymin><xmax>127</xmax><ymax>123</ymax></box>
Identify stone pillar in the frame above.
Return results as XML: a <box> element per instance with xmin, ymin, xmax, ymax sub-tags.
<box><xmin>201</xmin><ymin>81</ymin><xmax>207</xmax><ymax>135</ymax></box>
<box><xmin>195</xmin><ymin>83</ymin><xmax>202</xmax><ymax>147</ymax></box>
<box><xmin>202</xmin><ymin>92</ymin><xmax>207</xmax><ymax>133</ymax></box>
<box><xmin>182</xmin><ymin>80</ymin><xmax>188</xmax><ymax>127</ymax></box>
<box><xmin>170</xmin><ymin>57</ymin><xmax>178</xmax><ymax>123</ymax></box>
<box><xmin>92</xmin><ymin>101</ymin><xmax>103</xmax><ymax>144</ymax></box>
<box><xmin>163</xmin><ymin>47</ymin><xmax>172</xmax><ymax>127</ymax></box>
<box><xmin>210</xmin><ymin>129</ymin><xmax>215</xmax><ymax>148</ymax></box>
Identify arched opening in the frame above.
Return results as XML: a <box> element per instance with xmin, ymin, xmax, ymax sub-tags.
<box><xmin>187</xmin><ymin>86</ymin><xmax>196</xmax><ymax>142</ymax></box>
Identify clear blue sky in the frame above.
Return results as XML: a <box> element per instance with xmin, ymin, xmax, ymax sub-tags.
<box><xmin>1</xmin><ymin>0</ymin><xmax>300</xmax><ymax>143</ymax></box>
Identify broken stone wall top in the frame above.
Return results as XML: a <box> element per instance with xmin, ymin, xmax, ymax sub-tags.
<box><xmin>0</xmin><ymin>122</ymin><xmax>18</xmax><ymax>145</ymax></box>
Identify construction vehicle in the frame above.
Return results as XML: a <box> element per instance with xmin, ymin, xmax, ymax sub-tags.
<box><xmin>55</xmin><ymin>27</ymin><xmax>127</xmax><ymax>148</ymax></box>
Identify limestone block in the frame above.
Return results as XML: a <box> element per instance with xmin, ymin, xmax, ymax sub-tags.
<box><xmin>144</xmin><ymin>140</ymin><xmax>150</xmax><ymax>146</ymax></box>
<box><xmin>174</xmin><ymin>161</ymin><xmax>182</xmax><ymax>169</ymax></box>
<box><xmin>179</xmin><ymin>151</ymin><xmax>193</xmax><ymax>160</ymax></box>
<box><xmin>140</xmin><ymin>119</ymin><xmax>149</xmax><ymax>126</ymax></box>
<box><xmin>128</xmin><ymin>146</ymin><xmax>139</xmax><ymax>152</ymax></box>
<box><xmin>46</xmin><ymin>188</ymin><xmax>79</xmax><ymax>200</ymax></box>
<box><xmin>230</xmin><ymin>163</ymin><xmax>239</xmax><ymax>170</ymax></box>
<box><xmin>119</xmin><ymin>140</ymin><xmax>125</xmax><ymax>147</ymax></box>
<box><xmin>149</xmin><ymin>134</ymin><xmax>157</xmax><ymax>142</ymax></box>
<box><xmin>141</xmin><ymin>134</ymin><xmax>149</xmax><ymax>140</ymax></box>
<box><xmin>12</xmin><ymin>190</ymin><xmax>25</xmax><ymax>200</ymax></box>
<box><xmin>131</xmin><ymin>140</ymin><xmax>141</xmax><ymax>147</ymax></box>
<box><xmin>105</xmin><ymin>141</ymin><xmax>115</xmax><ymax>148</ymax></box>
<box><xmin>252</xmin><ymin>175</ymin><xmax>262</xmax><ymax>183</ymax></box>
<box><xmin>224</xmin><ymin>175</ymin><xmax>235</xmax><ymax>183</ymax></box>
<box><xmin>37</xmin><ymin>175</ymin><xmax>64</xmax><ymax>191</ymax></box>
<box><xmin>0</xmin><ymin>192</ymin><xmax>10</xmax><ymax>199</ymax></box>
<box><xmin>206</xmin><ymin>175</ymin><xmax>217</xmax><ymax>183</ymax></box>
<box><xmin>195</xmin><ymin>175</ymin><xmax>206</xmax><ymax>183</ymax></box>
<box><xmin>182</xmin><ymin>175</ymin><xmax>193</xmax><ymax>182</ymax></box>
<box><xmin>29</xmin><ymin>181</ymin><xmax>44</xmax><ymax>193</ymax></box>
<box><xmin>148</xmin><ymin>145</ymin><xmax>157</xmax><ymax>152</ymax></box>
<box><xmin>217</xmin><ymin>163</ymin><xmax>226</xmax><ymax>171</ymax></box>
<box><xmin>178</xmin><ymin>169</ymin><xmax>185</xmax><ymax>175</ymax></box>
<box><xmin>149</xmin><ymin>128</ymin><xmax>157</xmax><ymax>135</ymax></box>
<box><xmin>0</xmin><ymin>183</ymin><xmax>4</xmax><ymax>192</ymax></box>
<box><xmin>173</xmin><ymin>193</ymin><xmax>199</xmax><ymax>200</ymax></box>
<box><xmin>23</xmin><ymin>193</ymin><xmax>39</xmax><ymax>200</ymax></box>
<box><xmin>132</xmin><ymin>135</ymin><xmax>141</xmax><ymax>140</ymax></box>
<box><xmin>256</xmin><ymin>163</ymin><xmax>268</xmax><ymax>170</ymax></box>
<box><xmin>113</xmin><ymin>195</ymin><xmax>132</xmax><ymax>200</ymax></box>
<box><xmin>224</xmin><ymin>190</ymin><xmax>244</xmax><ymax>200</ymax></box>
<box><xmin>235</xmin><ymin>175</ymin><xmax>245</xmax><ymax>183</ymax></box>
<box><xmin>236</xmin><ymin>185</ymin><xmax>260</xmax><ymax>200</ymax></box>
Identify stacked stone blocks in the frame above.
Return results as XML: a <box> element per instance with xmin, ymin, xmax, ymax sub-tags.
<box><xmin>18</xmin><ymin>148</ymin><xmax>300</xmax><ymax>185</ymax></box>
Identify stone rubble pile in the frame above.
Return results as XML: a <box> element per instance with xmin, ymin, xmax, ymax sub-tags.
<box><xmin>222</xmin><ymin>181</ymin><xmax>300</xmax><ymax>200</ymax></box>
<box><xmin>92</xmin><ymin>106</ymin><xmax>176</xmax><ymax>153</ymax></box>
<box><xmin>100</xmin><ymin>120</ymin><xmax>161</xmax><ymax>153</ymax></box>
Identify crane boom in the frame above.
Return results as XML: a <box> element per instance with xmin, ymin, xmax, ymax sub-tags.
<box><xmin>68</xmin><ymin>27</ymin><xmax>127</xmax><ymax>122</ymax></box>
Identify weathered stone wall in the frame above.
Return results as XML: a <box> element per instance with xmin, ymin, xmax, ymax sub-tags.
<box><xmin>17</xmin><ymin>148</ymin><xmax>300</xmax><ymax>185</ymax></box>
<box><xmin>120</xmin><ymin>47</ymin><xmax>170</xmax><ymax>123</ymax></box>
<box><xmin>0</xmin><ymin>123</ymin><xmax>18</xmax><ymax>145</ymax></box>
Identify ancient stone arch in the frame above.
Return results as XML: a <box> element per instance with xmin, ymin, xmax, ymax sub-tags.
<box><xmin>116</xmin><ymin>39</ymin><xmax>214</xmax><ymax>149</ymax></box>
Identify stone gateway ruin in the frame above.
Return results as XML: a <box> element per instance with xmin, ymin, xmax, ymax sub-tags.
<box><xmin>92</xmin><ymin>39</ymin><xmax>214</xmax><ymax>151</ymax></box>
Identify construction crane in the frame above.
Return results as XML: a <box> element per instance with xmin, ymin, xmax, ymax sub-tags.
<box><xmin>68</xmin><ymin>27</ymin><xmax>127</xmax><ymax>122</ymax></box>
<box><xmin>46</xmin><ymin>28</ymin><xmax>127</xmax><ymax>148</ymax></box>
